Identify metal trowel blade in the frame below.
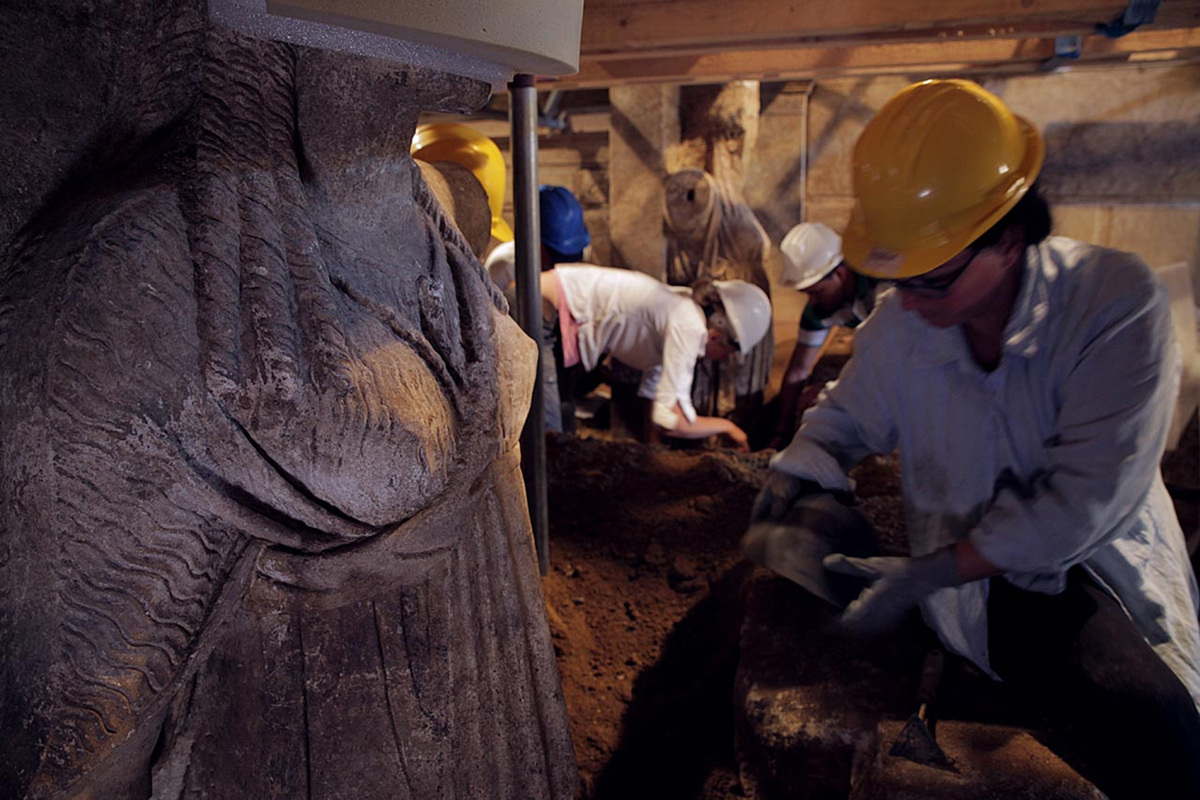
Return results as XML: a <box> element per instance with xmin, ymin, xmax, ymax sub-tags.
<box><xmin>741</xmin><ymin>495</ymin><xmax>878</xmax><ymax>608</ymax></box>
<box><xmin>888</xmin><ymin>714</ymin><xmax>958</xmax><ymax>773</ymax></box>
<box><xmin>742</xmin><ymin>521</ymin><xmax>844</xmax><ymax>607</ymax></box>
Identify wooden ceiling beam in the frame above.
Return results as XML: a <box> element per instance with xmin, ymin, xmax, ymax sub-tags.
<box><xmin>584</xmin><ymin>16</ymin><xmax>1200</xmax><ymax>62</ymax></box>
<box><xmin>580</xmin><ymin>0</ymin><xmax>1200</xmax><ymax>58</ymax></box>
<box><xmin>543</xmin><ymin>26</ymin><xmax>1200</xmax><ymax>89</ymax></box>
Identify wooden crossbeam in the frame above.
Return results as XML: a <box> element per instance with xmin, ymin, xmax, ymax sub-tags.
<box><xmin>581</xmin><ymin>0</ymin><xmax>1200</xmax><ymax>57</ymax></box>
<box><xmin>543</xmin><ymin>26</ymin><xmax>1200</xmax><ymax>88</ymax></box>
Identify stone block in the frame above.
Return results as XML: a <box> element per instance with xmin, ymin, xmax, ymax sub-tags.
<box><xmin>609</xmin><ymin>84</ymin><xmax>680</xmax><ymax>274</ymax></box>
<box><xmin>850</xmin><ymin>722</ymin><xmax>1105</xmax><ymax>800</ymax></box>
<box><xmin>734</xmin><ymin>569</ymin><xmax>917</xmax><ymax>799</ymax></box>
<box><xmin>735</xmin><ymin>569</ymin><xmax>1104</xmax><ymax>800</ymax></box>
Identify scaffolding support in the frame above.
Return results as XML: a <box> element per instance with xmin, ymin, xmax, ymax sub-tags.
<box><xmin>510</xmin><ymin>73</ymin><xmax>549</xmax><ymax>575</ymax></box>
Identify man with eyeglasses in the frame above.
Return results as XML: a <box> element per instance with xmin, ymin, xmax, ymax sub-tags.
<box><xmin>751</xmin><ymin>79</ymin><xmax>1200</xmax><ymax>798</ymax></box>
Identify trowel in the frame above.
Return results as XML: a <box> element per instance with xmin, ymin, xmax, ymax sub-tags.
<box><xmin>741</xmin><ymin>493</ymin><xmax>877</xmax><ymax>608</ymax></box>
<box><xmin>889</xmin><ymin>648</ymin><xmax>958</xmax><ymax>772</ymax></box>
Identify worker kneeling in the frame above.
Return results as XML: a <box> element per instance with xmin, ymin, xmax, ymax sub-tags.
<box><xmin>751</xmin><ymin>79</ymin><xmax>1200</xmax><ymax>799</ymax></box>
<box><xmin>541</xmin><ymin>265</ymin><xmax>770</xmax><ymax>450</ymax></box>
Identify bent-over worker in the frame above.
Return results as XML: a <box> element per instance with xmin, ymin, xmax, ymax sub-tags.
<box><xmin>485</xmin><ymin>185</ymin><xmax>592</xmax><ymax>432</ymax></box>
<box><xmin>541</xmin><ymin>265</ymin><xmax>771</xmax><ymax>450</ymax></box>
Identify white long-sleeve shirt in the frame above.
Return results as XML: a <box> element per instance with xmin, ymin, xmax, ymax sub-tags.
<box><xmin>555</xmin><ymin>265</ymin><xmax>708</xmax><ymax>429</ymax></box>
<box><xmin>772</xmin><ymin>237</ymin><xmax>1200</xmax><ymax>707</ymax></box>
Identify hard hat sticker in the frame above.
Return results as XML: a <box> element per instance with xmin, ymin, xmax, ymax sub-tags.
<box><xmin>864</xmin><ymin>249</ymin><xmax>907</xmax><ymax>276</ymax></box>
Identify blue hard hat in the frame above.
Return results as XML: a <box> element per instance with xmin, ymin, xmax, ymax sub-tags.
<box><xmin>539</xmin><ymin>185</ymin><xmax>591</xmax><ymax>256</ymax></box>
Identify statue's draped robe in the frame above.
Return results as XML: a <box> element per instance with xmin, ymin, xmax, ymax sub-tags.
<box><xmin>0</xmin><ymin>21</ymin><xmax>574</xmax><ymax>800</ymax></box>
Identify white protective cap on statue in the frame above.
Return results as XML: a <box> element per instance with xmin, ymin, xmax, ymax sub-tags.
<box><xmin>713</xmin><ymin>280</ymin><xmax>772</xmax><ymax>356</ymax></box>
<box><xmin>780</xmin><ymin>222</ymin><xmax>843</xmax><ymax>291</ymax></box>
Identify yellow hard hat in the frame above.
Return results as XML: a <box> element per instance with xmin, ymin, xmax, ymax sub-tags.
<box><xmin>412</xmin><ymin>122</ymin><xmax>514</xmax><ymax>242</ymax></box>
<box><xmin>842</xmin><ymin>79</ymin><xmax>1044</xmax><ymax>279</ymax></box>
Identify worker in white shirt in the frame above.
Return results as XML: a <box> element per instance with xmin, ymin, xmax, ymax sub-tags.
<box><xmin>770</xmin><ymin>222</ymin><xmax>878</xmax><ymax>449</ymax></box>
<box><xmin>484</xmin><ymin>185</ymin><xmax>592</xmax><ymax>294</ymax></box>
<box><xmin>540</xmin><ymin>264</ymin><xmax>771</xmax><ymax>450</ymax></box>
<box><xmin>485</xmin><ymin>185</ymin><xmax>593</xmax><ymax>432</ymax></box>
<box><xmin>753</xmin><ymin>79</ymin><xmax>1200</xmax><ymax>799</ymax></box>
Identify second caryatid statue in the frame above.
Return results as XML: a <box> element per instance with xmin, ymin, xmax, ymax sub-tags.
<box><xmin>0</xmin><ymin>2</ymin><xmax>576</xmax><ymax>797</ymax></box>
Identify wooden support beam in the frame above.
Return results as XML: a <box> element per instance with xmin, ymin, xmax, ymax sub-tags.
<box><xmin>544</xmin><ymin>26</ymin><xmax>1200</xmax><ymax>89</ymax></box>
<box><xmin>581</xmin><ymin>0</ymin><xmax>1200</xmax><ymax>58</ymax></box>
<box><xmin>584</xmin><ymin>16</ymin><xmax>1200</xmax><ymax>62</ymax></box>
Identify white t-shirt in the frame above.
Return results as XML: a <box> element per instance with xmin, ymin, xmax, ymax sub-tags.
<box><xmin>555</xmin><ymin>265</ymin><xmax>708</xmax><ymax>429</ymax></box>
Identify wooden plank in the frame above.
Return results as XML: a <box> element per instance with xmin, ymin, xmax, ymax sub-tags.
<box><xmin>584</xmin><ymin>21</ymin><xmax>1098</xmax><ymax>62</ymax></box>
<box><xmin>546</xmin><ymin>27</ymin><xmax>1200</xmax><ymax>89</ymax></box>
<box><xmin>584</xmin><ymin>13</ymin><xmax>1200</xmax><ymax>62</ymax></box>
<box><xmin>581</xmin><ymin>0</ymin><xmax>1200</xmax><ymax>56</ymax></box>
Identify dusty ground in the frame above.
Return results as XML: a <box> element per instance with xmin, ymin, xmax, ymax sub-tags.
<box><xmin>542</xmin><ymin>435</ymin><xmax>766</xmax><ymax>799</ymax></box>
<box><xmin>541</xmin><ymin>432</ymin><xmax>909</xmax><ymax>799</ymax></box>
<box><xmin>538</xmin><ymin>328</ymin><xmax>905</xmax><ymax>800</ymax></box>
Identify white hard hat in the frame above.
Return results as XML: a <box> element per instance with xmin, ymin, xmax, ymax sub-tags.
<box><xmin>713</xmin><ymin>280</ymin><xmax>772</xmax><ymax>355</ymax></box>
<box><xmin>484</xmin><ymin>240</ymin><xmax>516</xmax><ymax>290</ymax></box>
<box><xmin>780</xmin><ymin>222</ymin><xmax>843</xmax><ymax>291</ymax></box>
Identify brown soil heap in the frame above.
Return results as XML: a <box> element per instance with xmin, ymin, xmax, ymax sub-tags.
<box><xmin>541</xmin><ymin>435</ymin><xmax>907</xmax><ymax>798</ymax></box>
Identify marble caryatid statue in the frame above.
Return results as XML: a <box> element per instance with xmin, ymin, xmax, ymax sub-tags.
<box><xmin>663</xmin><ymin>167</ymin><xmax>774</xmax><ymax>420</ymax></box>
<box><xmin>0</xmin><ymin>2</ymin><xmax>575</xmax><ymax>797</ymax></box>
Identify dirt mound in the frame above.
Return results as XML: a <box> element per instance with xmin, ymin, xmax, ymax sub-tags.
<box><xmin>542</xmin><ymin>436</ymin><xmax>767</xmax><ymax>798</ymax></box>
<box><xmin>541</xmin><ymin>435</ymin><xmax>907</xmax><ymax>798</ymax></box>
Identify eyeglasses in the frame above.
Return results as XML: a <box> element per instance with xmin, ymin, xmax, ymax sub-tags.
<box><xmin>884</xmin><ymin>247</ymin><xmax>981</xmax><ymax>298</ymax></box>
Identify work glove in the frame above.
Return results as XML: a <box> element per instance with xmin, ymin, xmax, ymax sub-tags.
<box><xmin>751</xmin><ymin>473</ymin><xmax>855</xmax><ymax>522</ymax></box>
<box><xmin>822</xmin><ymin>549</ymin><xmax>959</xmax><ymax>635</ymax></box>
<box><xmin>751</xmin><ymin>473</ymin><xmax>816</xmax><ymax>522</ymax></box>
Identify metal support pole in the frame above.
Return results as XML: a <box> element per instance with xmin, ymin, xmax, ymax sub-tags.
<box><xmin>510</xmin><ymin>73</ymin><xmax>549</xmax><ymax>576</ymax></box>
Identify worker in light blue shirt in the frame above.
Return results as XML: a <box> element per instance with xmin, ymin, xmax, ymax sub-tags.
<box><xmin>754</xmin><ymin>79</ymin><xmax>1200</xmax><ymax>799</ymax></box>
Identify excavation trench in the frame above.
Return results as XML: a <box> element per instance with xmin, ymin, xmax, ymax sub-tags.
<box><xmin>542</xmin><ymin>409</ymin><xmax>1200</xmax><ymax>799</ymax></box>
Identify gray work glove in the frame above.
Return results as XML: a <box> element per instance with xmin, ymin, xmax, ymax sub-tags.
<box><xmin>751</xmin><ymin>473</ymin><xmax>854</xmax><ymax>522</ymax></box>
<box><xmin>822</xmin><ymin>549</ymin><xmax>959</xmax><ymax>634</ymax></box>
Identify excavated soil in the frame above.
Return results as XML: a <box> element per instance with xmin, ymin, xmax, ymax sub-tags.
<box><xmin>541</xmin><ymin>435</ymin><xmax>765</xmax><ymax>799</ymax></box>
<box><xmin>541</xmin><ymin>433</ymin><xmax>907</xmax><ymax>799</ymax></box>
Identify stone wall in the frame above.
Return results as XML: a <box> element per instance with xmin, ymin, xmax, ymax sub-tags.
<box><xmin>741</xmin><ymin>83</ymin><xmax>811</xmax><ymax>357</ymax></box>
